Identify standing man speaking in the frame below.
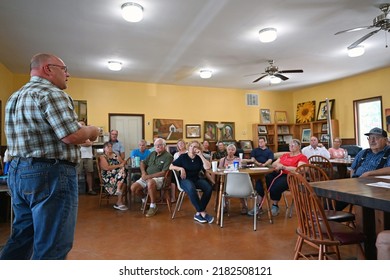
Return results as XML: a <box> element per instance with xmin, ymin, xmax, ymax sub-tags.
<box><xmin>0</xmin><ymin>53</ymin><xmax>99</xmax><ymax>260</ymax></box>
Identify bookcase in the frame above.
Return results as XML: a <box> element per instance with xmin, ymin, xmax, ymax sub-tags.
<box><xmin>252</xmin><ymin>119</ymin><xmax>339</xmax><ymax>152</ymax></box>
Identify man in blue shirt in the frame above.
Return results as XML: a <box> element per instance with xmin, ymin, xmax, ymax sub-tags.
<box><xmin>109</xmin><ymin>129</ymin><xmax>125</xmax><ymax>160</ymax></box>
<box><xmin>247</xmin><ymin>138</ymin><xmax>274</xmax><ymax>216</ymax></box>
<box><xmin>351</xmin><ymin>127</ymin><xmax>390</xmax><ymax>177</ymax></box>
<box><xmin>130</xmin><ymin>139</ymin><xmax>151</xmax><ymax>181</ymax></box>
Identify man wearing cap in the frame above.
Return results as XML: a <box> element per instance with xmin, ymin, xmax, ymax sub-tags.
<box><xmin>351</xmin><ymin>127</ymin><xmax>390</xmax><ymax>178</ymax></box>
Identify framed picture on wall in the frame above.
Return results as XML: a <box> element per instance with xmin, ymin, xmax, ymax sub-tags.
<box><xmin>296</xmin><ymin>101</ymin><xmax>316</xmax><ymax>123</ymax></box>
<box><xmin>260</xmin><ymin>109</ymin><xmax>271</xmax><ymax>124</ymax></box>
<box><xmin>204</xmin><ymin>121</ymin><xmax>217</xmax><ymax>141</ymax></box>
<box><xmin>320</xmin><ymin>134</ymin><xmax>330</xmax><ymax>143</ymax></box>
<box><xmin>301</xmin><ymin>129</ymin><xmax>311</xmax><ymax>143</ymax></box>
<box><xmin>222</xmin><ymin>122</ymin><xmax>235</xmax><ymax>140</ymax></box>
<box><xmin>186</xmin><ymin>124</ymin><xmax>201</xmax><ymax>138</ymax></box>
<box><xmin>153</xmin><ymin>119</ymin><xmax>183</xmax><ymax>141</ymax></box>
<box><xmin>275</xmin><ymin>111</ymin><xmax>288</xmax><ymax>124</ymax></box>
<box><xmin>317</xmin><ymin>99</ymin><xmax>335</xmax><ymax>121</ymax></box>
<box><xmin>322</xmin><ymin>123</ymin><xmax>328</xmax><ymax>132</ymax></box>
<box><xmin>239</xmin><ymin>140</ymin><xmax>253</xmax><ymax>151</ymax></box>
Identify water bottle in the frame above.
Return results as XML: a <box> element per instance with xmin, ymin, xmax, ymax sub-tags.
<box><xmin>135</xmin><ymin>156</ymin><xmax>140</xmax><ymax>167</ymax></box>
<box><xmin>131</xmin><ymin>156</ymin><xmax>135</xmax><ymax>168</ymax></box>
<box><xmin>344</xmin><ymin>149</ymin><xmax>348</xmax><ymax>160</ymax></box>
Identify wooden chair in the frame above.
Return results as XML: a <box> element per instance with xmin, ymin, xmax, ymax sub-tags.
<box><xmin>141</xmin><ymin>170</ymin><xmax>172</xmax><ymax>214</ymax></box>
<box><xmin>96</xmin><ymin>156</ymin><xmax>114</xmax><ymax>207</ymax></box>
<box><xmin>308</xmin><ymin>155</ymin><xmax>334</xmax><ymax>179</ymax></box>
<box><xmin>287</xmin><ymin>171</ymin><xmax>365</xmax><ymax>260</ymax></box>
<box><xmin>220</xmin><ymin>172</ymin><xmax>258</xmax><ymax>230</ymax></box>
<box><xmin>292</xmin><ymin>164</ymin><xmax>356</xmax><ymax>227</ymax></box>
<box><xmin>171</xmin><ymin>170</ymin><xmax>202</xmax><ymax>219</ymax></box>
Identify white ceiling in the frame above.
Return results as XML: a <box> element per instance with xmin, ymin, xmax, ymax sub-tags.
<box><xmin>0</xmin><ymin>0</ymin><xmax>389</xmax><ymax>91</ymax></box>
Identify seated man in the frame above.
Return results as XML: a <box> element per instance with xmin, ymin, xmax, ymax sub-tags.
<box><xmin>336</xmin><ymin>127</ymin><xmax>390</xmax><ymax>210</ymax></box>
<box><xmin>212</xmin><ymin>141</ymin><xmax>227</xmax><ymax>160</ymax></box>
<box><xmin>247</xmin><ymin>137</ymin><xmax>274</xmax><ymax>216</ymax></box>
<box><xmin>130</xmin><ymin>138</ymin><xmax>173</xmax><ymax>217</ymax></box>
<box><xmin>302</xmin><ymin>136</ymin><xmax>330</xmax><ymax>159</ymax></box>
<box><xmin>130</xmin><ymin>139</ymin><xmax>151</xmax><ymax>181</ymax></box>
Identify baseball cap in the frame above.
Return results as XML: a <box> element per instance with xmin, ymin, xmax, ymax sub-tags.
<box><xmin>364</xmin><ymin>127</ymin><xmax>388</xmax><ymax>138</ymax></box>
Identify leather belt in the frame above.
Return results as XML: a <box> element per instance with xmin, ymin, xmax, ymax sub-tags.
<box><xmin>14</xmin><ymin>157</ymin><xmax>77</xmax><ymax>167</ymax></box>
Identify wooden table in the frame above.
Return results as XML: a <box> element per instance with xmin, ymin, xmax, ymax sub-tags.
<box><xmin>329</xmin><ymin>158</ymin><xmax>353</xmax><ymax>178</ymax></box>
<box><xmin>310</xmin><ymin>176</ymin><xmax>390</xmax><ymax>259</ymax></box>
<box><xmin>212</xmin><ymin>167</ymin><xmax>274</xmax><ymax>225</ymax></box>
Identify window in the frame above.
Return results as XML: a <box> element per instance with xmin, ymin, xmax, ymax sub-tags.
<box><xmin>354</xmin><ymin>96</ymin><xmax>383</xmax><ymax>148</ymax></box>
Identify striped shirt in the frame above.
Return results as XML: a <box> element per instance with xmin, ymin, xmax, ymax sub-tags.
<box><xmin>5</xmin><ymin>76</ymin><xmax>80</xmax><ymax>163</ymax></box>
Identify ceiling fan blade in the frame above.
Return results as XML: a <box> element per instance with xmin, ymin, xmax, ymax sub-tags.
<box><xmin>279</xmin><ymin>69</ymin><xmax>303</xmax><ymax>74</ymax></box>
<box><xmin>335</xmin><ymin>25</ymin><xmax>375</xmax><ymax>35</ymax></box>
<box><xmin>252</xmin><ymin>74</ymin><xmax>268</xmax><ymax>83</ymax></box>
<box><xmin>348</xmin><ymin>29</ymin><xmax>381</xmax><ymax>49</ymax></box>
<box><xmin>275</xmin><ymin>73</ymin><xmax>289</xmax><ymax>81</ymax></box>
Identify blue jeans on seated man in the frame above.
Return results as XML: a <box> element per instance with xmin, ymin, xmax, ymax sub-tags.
<box><xmin>0</xmin><ymin>158</ymin><xmax>78</xmax><ymax>260</ymax></box>
<box><xmin>180</xmin><ymin>178</ymin><xmax>212</xmax><ymax>213</ymax></box>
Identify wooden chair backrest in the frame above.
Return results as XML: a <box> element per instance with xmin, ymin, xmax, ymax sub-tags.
<box><xmin>308</xmin><ymin>155</ymin><xmax>334</xmax><ymax>179</ymax></box>
<box><xmin>287</xmin><ymin>172</ymin><xmax>337</xmax><ymax>245</ymax></box>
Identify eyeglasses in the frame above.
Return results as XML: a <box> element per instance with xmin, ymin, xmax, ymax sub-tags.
<box><xmin>154</xmin><ymin>143</ymin><xmax>164</xmax><ymax>147</ymax></box>
<box><xmin>47</xmin><ymin>64</ymin><xmax>68</xmax><ymax>73</ymax></box>
<box><xmin>367</xmin><ymin>135</ymin><xmax>385</xmax><ymax>141</ymax></box>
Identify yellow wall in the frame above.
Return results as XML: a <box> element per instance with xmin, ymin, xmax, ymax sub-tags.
<box><xmin>291</xmin><ymin>67</ymin><xmax>390</xmax><ymax>138</ymax></box>
<box><xmin>1</xmin><ymin>62</ymin><xmax>390</xmax><ymax>146</ymax></box>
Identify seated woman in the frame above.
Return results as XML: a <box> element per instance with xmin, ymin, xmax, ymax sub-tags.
<box><xmin>170</xmin><ymin>140</ymin><xmax>214</xmax><ymax>224</ymax></box>
<box><xmin>255</xmin><ymin>139</ymin><xmax>308</xmax><ymax>216</ymax></box>
<box><xmin>99</xmin><ymin>142</ymin><xmax>128</xmax><ymax>211</ymax></box>
<box><xmin>170</xmin><ymin>139</ymin><xmax>188</xmax><ymax>202</ymax></box>
<box><xmin>218</xmin><ymin>144</ymin><xmax>247</xmax><ymax>214</ymax></box>
<box><xmin>328</xmin><ymin>137</ymin><xmax>347</xmax><ymax>159</ymax></box>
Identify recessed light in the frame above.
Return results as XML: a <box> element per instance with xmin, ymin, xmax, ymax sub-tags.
<box><xmin>108</xmin><ymin>61</ymin><xmax>122</xmax><ymax>71</ymax></box>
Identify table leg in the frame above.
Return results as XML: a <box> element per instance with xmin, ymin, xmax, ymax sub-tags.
<box><xmin>260</xmin><ymin>175</ymin><xmax>273</xmax><ymax>224</ymax></box>
<box><xmin>215</xmin><ymin>175</ymin><xmax>225</xmax><ymax>225</ymax></box>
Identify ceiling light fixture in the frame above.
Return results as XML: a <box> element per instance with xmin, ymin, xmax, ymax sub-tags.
<box><xmin>258</xmin><ymin>28</ymin><xmax>277</xmax><ymax>43</ymax></box>
<box><xmin>270</xmin><ymin>75</ymin><xmax>282</xmax><ymax>84</ymax></box>
<box><xmin>347</xmin><ymin>45</ymin><xmax>365</xmax><ymax>57</ymax></box>
<box><xmin>121</xmin><ymin>2</ymin><xmax>144</xmax><ymax>22</ymax></box>
<box><xmin>199</xmin><ymin>69</ymin><xmax>212</xmax><ymax>79</ymax></box>
<box><xmin>107</xmin><ymin>61</ymin><xmax>122</xmax><ymax>71</ymax></box>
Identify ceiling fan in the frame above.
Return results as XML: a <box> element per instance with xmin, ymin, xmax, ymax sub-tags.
<box><xmin>252</xmin><ymin>60</ymin><xmax>303</xmax><ymax>83</ymax></box>
<box><xmin>335</xmin><ymin>3</ymin><xmax>390</xmax><ymax>49</ymax></box>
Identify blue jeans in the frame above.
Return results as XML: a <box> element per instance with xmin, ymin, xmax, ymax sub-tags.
<box><xmin>0</xmin><ymin>158</ymin><xmax>78</xmax><ymax>260</ymax></box>
<box><xmin>180</xmin><ymin>178</ymin><xmax>212</xmax><ymax>213</ymax></box>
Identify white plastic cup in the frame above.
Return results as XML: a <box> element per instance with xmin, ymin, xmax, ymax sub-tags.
<box><xmin>212</xmin><ymin>161</ymin><xmax>218</xmax><ymax>172</ymax></box>
<box><xmin>239</xmin><ymin>153</ymin><xmax>243</xmax><ymax>160</ymax></box>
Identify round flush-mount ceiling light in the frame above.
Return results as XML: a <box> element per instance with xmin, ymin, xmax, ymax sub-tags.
<box><xmin>199</xmin><ymin>69</ymin><xmax>213</xmax><ymax>79</ymax></box>
<box><xmin>347</xmin><ymin>45</ymin><xmax>365</xmax><ymax>57</ymax></box>
<box><xmin>121</xmin><ymin>2</ymin><xmax>144</xmax><ymax>22</ymax></box>
<box><xmin>107</xmin><ymin>61</ymin><xmax>122</xmax><ymax>71</ymax></box>
<box><xmin>259</xmin><ymin>28</ymin><xmax>277</xmax><ymax>43</ymax></box>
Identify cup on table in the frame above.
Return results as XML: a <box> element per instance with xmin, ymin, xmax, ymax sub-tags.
<box><xmin>239</xmin><ymin>153</ymin><xmax>243</xmax><ymax>160</ymax></box>
<box><xmin>233</xmin><ymin>160</ymin><xmax>239</xmax><ymax>171</ymax></box>
<box><xmin>212</xmin><ymin>161</ymin><xmax>218</xmax><ymax>172</ymax></box>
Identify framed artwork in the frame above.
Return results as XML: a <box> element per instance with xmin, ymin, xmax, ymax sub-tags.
<box><xmin>260</xmin><ymin>109</ymin><xmax>271</xmax><ymax>124</ymax></box>
<box><xmin>74</xmin><ymin>100</ymin><xmax>88</xmax><ymax>124</ymax></box>
<box><xmin>322</xmin><ymin>123</ymin><xmax>328</xmax><ymax>132</ymax></box>
<box><xmin>204</xmin><ymin>121</ymin><xmax>217</xmax><ymax>141</ymax></box>
<box><xmin>296</xmin><ymin>101</ymin><xmax>316</xmax><ymax>123</ymax></box>
<box><xmin>275</xmin><ymin>111</ymin><xmax>288</xmax><ymax>124</ymax></box>
<box><xmin>280</xmin><ymin>125</ymin><xmax>289</xmax><ymax>134</ymax></box>
<box><xmin>320</xmin><ymin>133</ymin><xmax>330</xmax><ymax>143</ymax></box>
<box><xmin>222</xmin><ymin>122</ymin><xmax>235</xmax><ymax>140</ymax></box>
<box><xmin>301</xmin><ymin>129</ymin><xmax>311</xmax><ymax>143</ymax></box>
<box><xmin>153</xmin><ymin>119</ymin><xmax>183</xmax><ymax>141</ymax></box>
<box><xmin>283</xmin><ymin>135</ymin><xmax>293</xmax><ymax>144</ymax></box>
<box><xmin>186</xmin><ymin>124</ymin><xmax>201</xmax><ymax>138</ymax></box>
<box><xmin>317</xmin><ymin>99</ymin><xmax>335</xmax><ymax>121</ymax></box>
<box><xmin>277</xmin><ymin>135</ymin><xmax>284</xmax><ymax>142</ymax></box>
<box><xmin>239</xmin><ymin>140</ymin><xmax>253</xmax><ymax>150</ymax></box>
<box><xmin>258</xmin><ymin>125</ymin><xmax>268</xmax><ymax>134</ymax></box>
<box><xmin>259</xmin><ymin>135</ymin><xmax>268</xmax><ymax>143</ymax></box>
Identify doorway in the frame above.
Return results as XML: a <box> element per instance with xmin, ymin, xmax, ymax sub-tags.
<box><xmin>109</xmin><ymin>114</ymin><xmax>145</xmax><ymax>159</ymax></box>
